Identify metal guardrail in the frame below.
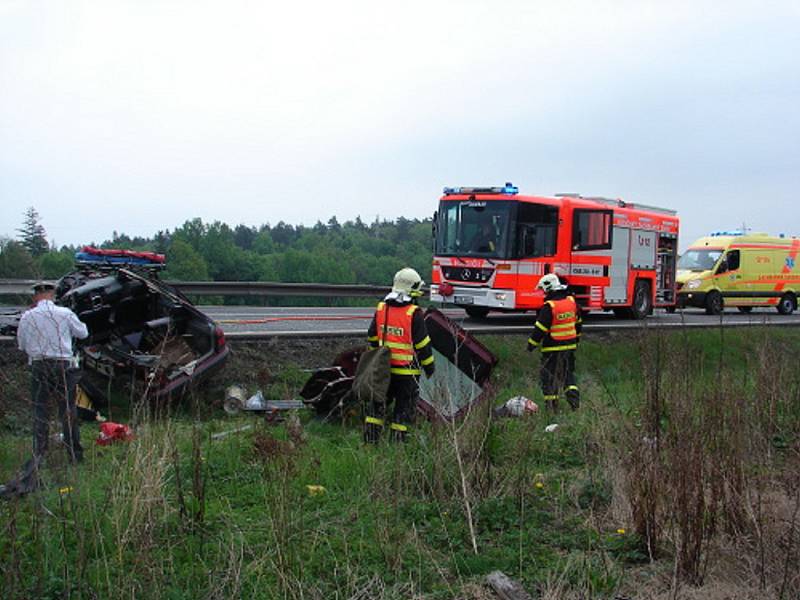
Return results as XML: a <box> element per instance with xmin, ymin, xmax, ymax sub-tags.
<box><xmin>172</xmin><ymin>281</ymin><xmax>393</xmax><ymax>298</ymax></box>
<box><xmin>0</xmin><ymin>279</ymin><xmax>393</xmax><ymax>298</ymax></box>
<box><xmin>220</xmin><ymin>317</ymin><xmax>800</xmax><ymax>340</ymax></box>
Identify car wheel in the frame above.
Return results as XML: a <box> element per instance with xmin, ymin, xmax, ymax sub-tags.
<box><xmin>705</xmin><ymin>291</ymin><xmax>723</xmax><ymax>315</ymax></box>
<box><xmin>464</xmin><ymin>306</ymin><xmax>490</xmax><ymax>319</ymax></box>
<box><xmin>777</xmin><ymin>293</ymin><xmax>796</xmax><ymax>315</ymax></box>
<box><xmin>630</xmin><ymin>280</ymin><xmax>652</xmax><ymax>319</ymax></box>
<box><xmin>737</xmin><ymin>306</ymin><xmax>753</xmax><ymax>314</ymax></box>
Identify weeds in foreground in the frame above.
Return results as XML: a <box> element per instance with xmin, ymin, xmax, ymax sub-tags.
<box><xmin>0</xmin><ymin>328</ymin><xmax>798</xmax><ymax>598</ymax></box>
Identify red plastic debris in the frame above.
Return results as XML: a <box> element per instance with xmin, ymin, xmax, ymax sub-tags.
<box><xmin>95</xmin><ymin>422</ymin><xmax>135</xmax><ymax>445</ymax></box>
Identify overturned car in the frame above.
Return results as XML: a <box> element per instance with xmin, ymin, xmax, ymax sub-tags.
<box><xmin>11</xmin><ymin>247</ymin><xmax>229</xmax><ymax>399</ymax></box>
<box><xmin>299</xmin><ymin>308</ymin><xmax>497</xmax><ymax>421</ymax></box>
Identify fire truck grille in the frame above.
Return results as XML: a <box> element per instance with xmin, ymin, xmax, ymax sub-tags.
<box><xmin>442</xmin><ymin>267</ymin><xmax>494</xmax><ymax>283</ymax></box>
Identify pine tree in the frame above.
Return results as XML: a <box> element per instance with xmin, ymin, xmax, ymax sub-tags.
<box><xmin>17</xmin><ymin>207</ymin><xmax>49</xmax><ymax>257</ymax></box>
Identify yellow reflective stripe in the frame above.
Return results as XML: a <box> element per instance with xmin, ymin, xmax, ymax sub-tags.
<box><xmin>543</xmin><ymin>395</ymin><xmax>559</xmax><ymax>400</ymax></box>
<box><xmin>390</xmin><ymin>367</ymin><xmax>421</xmax><ymax>375</ymax></box>
<box><xmin>365</xmin><ymin>416</ymin><xmax>384</xmax><ymax>426</ymax></box>
<box><xmin>406</xmin><ymin>305</ymin><xmax>418</xmax><ymax>316</ymax></box>
<box><xmin>535</xmin><ymin>322</ymin><xmax>549</xmax><ymax>333</ymax></box>
<box><xmin>420</xmin><ymin>355</ymin><xmax>434</xmax><ymax>366</ymax></box>
<box><xmin>551</xmin><ymin>331</ymin><xmax>577</xmax><ymax>339</ymax></box>
<box><xmin>567</xmin><ymin>385</ymin><xmax>579</xmax><ymax>391</ymax></box>
<box><xmin>414</xmin><ymin>336</ymin><xmax>431</xmax><ymax>350</ymax></box>
<box><xmin>389</xmin><ymin>422</ymin><xmax>408</xmax><ymax>432</ymax></box>
<box><xmin>541</xmin><ymin>344</ymin><xmax>577</xmax><ymax>352</ymax></box>
<box><xmin>528</xmin><ymin>338</ymin><xmax>540</xmax><ymax>346</ymax></box>
<box><xmin>367</xmin><ymin>335</ymin><xmax>379</xmax><ymax>342</ymax></box>
<box><xmin>385</xmin><ymin>341</ymin><xmax>413</xmax><ymax>350</ymax></box>
<box><xmin>551</xmin><ymin>323</ymin><xmax>575</xmax><ymax>330</ymax></box>
<box><xmin>377</xmin><ymin>302</ymin><xmax>385</xmax><ymax>310</ymax></box>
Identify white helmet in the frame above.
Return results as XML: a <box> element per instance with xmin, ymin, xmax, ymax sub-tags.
<box><xmin>537</xmin><ymin>273</ymin><xmax>566</xmax><ymax>293</ymax></box>
<box><xmin>392</xmin><ymin>267</ymin><xmax>424</xmax><ymax>297</ymax></box>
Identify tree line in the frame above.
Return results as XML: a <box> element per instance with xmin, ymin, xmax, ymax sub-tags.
<box><xmin>1</xmin><ymin>208</ymin><xmax>434</xmax><ymax>296</ymax></box>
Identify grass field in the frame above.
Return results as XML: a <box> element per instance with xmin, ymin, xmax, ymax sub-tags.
<box><xmin>1</xmin><ymin>326</ymin><xmax>798</xmax><ymax>599</ymax></box>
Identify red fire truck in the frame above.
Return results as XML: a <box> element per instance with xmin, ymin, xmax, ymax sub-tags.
<box><xmin>430</xmin><ymin>183</ymin><xmax>680</xmax><ymax>318</ymax></box>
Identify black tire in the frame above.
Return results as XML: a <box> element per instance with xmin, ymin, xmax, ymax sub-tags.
<box><xmin>705</xmin><ymin>290</ymin><xmax>723</xmax><ymax>315</ymax></box>
<box><xmin>777</xmin><ymin>293</ymin><xmax>796</xmax><ymax>315</ymax></box>
<box><xmin>464</xmin><ymin>306</ymin><xmax>490</xmax><ymax>319</ymax></box>
<box><xmin>665</xmin><ymin>305</ymin><xmax>677</xmax><ymax>314</ymax></box>
<box><xmin>737</xmin><ymin>306</ymin><xmax>753</xmax><ymax>314</ymax></box>
<box><xmin>630</xmin><ymin>280</ymin><xmax>652</xmax><ymax>319</ymax></box>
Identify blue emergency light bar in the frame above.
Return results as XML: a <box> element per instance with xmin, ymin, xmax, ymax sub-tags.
<box><xmin>443</xmin><ymin>182</ymin><xmax>518</xmax><ymax>196</ymax></box>
<box><xmin>75</xmin><ymin>253</ymin><xmax>165</xmax><ymax>269</ymax></box>
<box><xmin>709</xmin><ymin>230</ymin><xmax>745</xmax><ymax>237</ymax></box>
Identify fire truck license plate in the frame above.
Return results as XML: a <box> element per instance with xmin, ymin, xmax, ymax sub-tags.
<box><xmin>454</xmin><ymin>295</ymin><xmax>474</xmax><ymax>304</ymax></box>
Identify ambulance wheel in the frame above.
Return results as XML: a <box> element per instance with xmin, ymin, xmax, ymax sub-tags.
<box><xmin>464</xmin><ymin>306</ymin><xmax>490</xmax><ymax>319</ymax></box>
<box><xmin>777</xmin><ymin>293</ymin><xmax>796</xmax><ymax>315</ymax></box>
<box><xmin>705</xmin><ymin>291</ymin><xmax>723</xmax><ymax>315</ymax></box>
<box><xmin>737</xmin><ymin>306</ymin><xmax>753</xmax><ymax>314</ymax></box>
<box><xmin>630</xmin><ymin>280</ymin><xmax>652</xmax><ymax>319</ymax></box>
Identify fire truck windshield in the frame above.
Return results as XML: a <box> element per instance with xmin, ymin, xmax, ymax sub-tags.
<box><xmin>679</xmin><ymin>248</ymin><xmax>723</xmax><ymax>271</ymax></box>
<box><xmin>435</xmin><ymin>201</ymin><xmax>512</xmax><ymax>258</ymax></box>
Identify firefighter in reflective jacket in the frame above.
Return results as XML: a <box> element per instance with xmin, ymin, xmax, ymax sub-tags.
<box><xmin>527</xmin><ymin>274</ymin><xmax>581</xmax><ymax>411</ymax></box>
<box><xmin>366</xmin><ymin>268</ymin><xmax>435</xmax><ymax>442</ymax></box>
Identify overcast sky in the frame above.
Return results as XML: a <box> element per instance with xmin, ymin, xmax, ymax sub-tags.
<box><xmin>1</xmin><ymin>0</ymin><xmax>798</xmax><ymax>250</ymax></box>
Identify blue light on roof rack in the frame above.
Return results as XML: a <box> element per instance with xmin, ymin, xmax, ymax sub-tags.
<box><xmin>443</xmin><ymin>182</ymin><xmax>518</xmax><ymax>196</ymax></box>
<box><xmin>709</xmin><ymin>230</ymin><xmax>745</xmax><ymax>237</ymax></box>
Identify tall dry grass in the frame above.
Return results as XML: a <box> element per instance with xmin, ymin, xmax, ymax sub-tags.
<box><xmin>604</xmin><ymin>328</ymin><xmax>800</xmax><ymax>598</ymax></box>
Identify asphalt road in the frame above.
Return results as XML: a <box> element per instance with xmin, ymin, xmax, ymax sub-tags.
<box><xmin>3</xmin><ymin>304</ymin><xmax>798</xmax><ymax>341</ymax></box>
<box><xmin>201</xmin><ymin>305</ymin><xmax>800</xmax><ymax>338</ymax></box>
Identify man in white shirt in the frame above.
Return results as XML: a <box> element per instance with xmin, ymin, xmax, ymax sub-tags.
<box><xmin>17</xmin><ymin>281</ymin><xmax>89</xmax><ymax>464</ymax></box>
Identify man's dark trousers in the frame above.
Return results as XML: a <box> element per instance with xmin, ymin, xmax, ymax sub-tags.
<box><xmin>31</xmin><ymin>360</ymin><xmax>83</xmax><ymax>462</ymax></box>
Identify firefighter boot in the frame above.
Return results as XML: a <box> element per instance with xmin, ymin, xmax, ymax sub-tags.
<box><xmin>363</xmin><ymin>416</ymin><xmax>384</xmax><ymax>444</ymax></box>
<box><xmin>389</xmin><ymin>422</ymin><xmax>409</xmax><ymax>443</ymax></box>
<box><xmin>566</xmin><ymin>386</ymin><xmax>580</xmax><ymax>411</ymax></box>
<box><xmin>544</xmin><ymin>395</ymin><xmax>559</xmax><ymax>413</ymax></box>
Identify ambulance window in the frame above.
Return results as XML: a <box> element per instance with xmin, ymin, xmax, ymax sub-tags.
<box><xmin>573</xmin><ymin>209</ymin><xmax>613</xmax><ymax>251</ymax></box>
<box><xmin>719</xmin><ymin>250</ymin><xmax>740</xmax><ymax>273</ymax></box>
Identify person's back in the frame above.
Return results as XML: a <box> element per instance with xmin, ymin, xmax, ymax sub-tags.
<box><xmin>17</xmin><ymin>282</ymin><xmax>89</xmax><ymax>469</ymax></box>
<box><xmin>18</xmin><ymin>300</ymin><xmax>88</xmax><ymax>361</ymax></box>
<box><xmin>365</xmin><ymin>268</ymin><xmax>434</xmax><ymax>442</ymax></box>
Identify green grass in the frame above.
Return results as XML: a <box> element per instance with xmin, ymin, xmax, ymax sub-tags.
<box><xmin>1</xmin><ymin>326</ymin><xmax>799</xmax><ymax>599</ymax></box>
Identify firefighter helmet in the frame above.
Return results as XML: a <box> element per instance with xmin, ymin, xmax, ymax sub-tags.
<box><xmin>392</xmin><ymin>268</ymin><xmax>424</xmax><ymax>297</ymax></box>
<box><xmin>537</xmin><ymin>273</ymin><xmax>566</xmax><ymax>293</ymax></box>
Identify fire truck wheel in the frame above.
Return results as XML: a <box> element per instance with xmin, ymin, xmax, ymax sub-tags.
<box><xmin>630</xmin><ymin>280</ymin><xmax>652</xmax><ymax>319</ymax></box>
<box><xmin>705</xmin><ymin>291</ymin><xmax>723</xmax><ymax>315</ymax></box>
<box><xmin>777</xmin><ymin>293</ymin><xmax>796</xmax><ymax>315</ymax></box>
<box><xmin>464</xmin><ymin>306</ymin><xmax>491</xmax><ymax>319</ymax></box>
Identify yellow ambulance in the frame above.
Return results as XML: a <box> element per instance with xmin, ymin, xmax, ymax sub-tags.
<box><xmin>676</xmin><ymin>231</ymin><xmax>799</xmax><ymax>315</ymax></box>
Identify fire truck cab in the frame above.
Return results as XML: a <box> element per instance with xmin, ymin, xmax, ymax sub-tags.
<box><xmin>430</xmin><ymin>183</ymin><xmax>680</xmax><ymax>318</ymax></box>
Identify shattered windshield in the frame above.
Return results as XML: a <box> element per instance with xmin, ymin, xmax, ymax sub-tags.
<box><xmin>435</xmin><ymin>200</ymin><xmax>512</xmax><ymax>258</ymax></box>
<box><xmin>679</xmin><ymin>248</ymin><xmax>723</xmax><ymax>271</ymax></box>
